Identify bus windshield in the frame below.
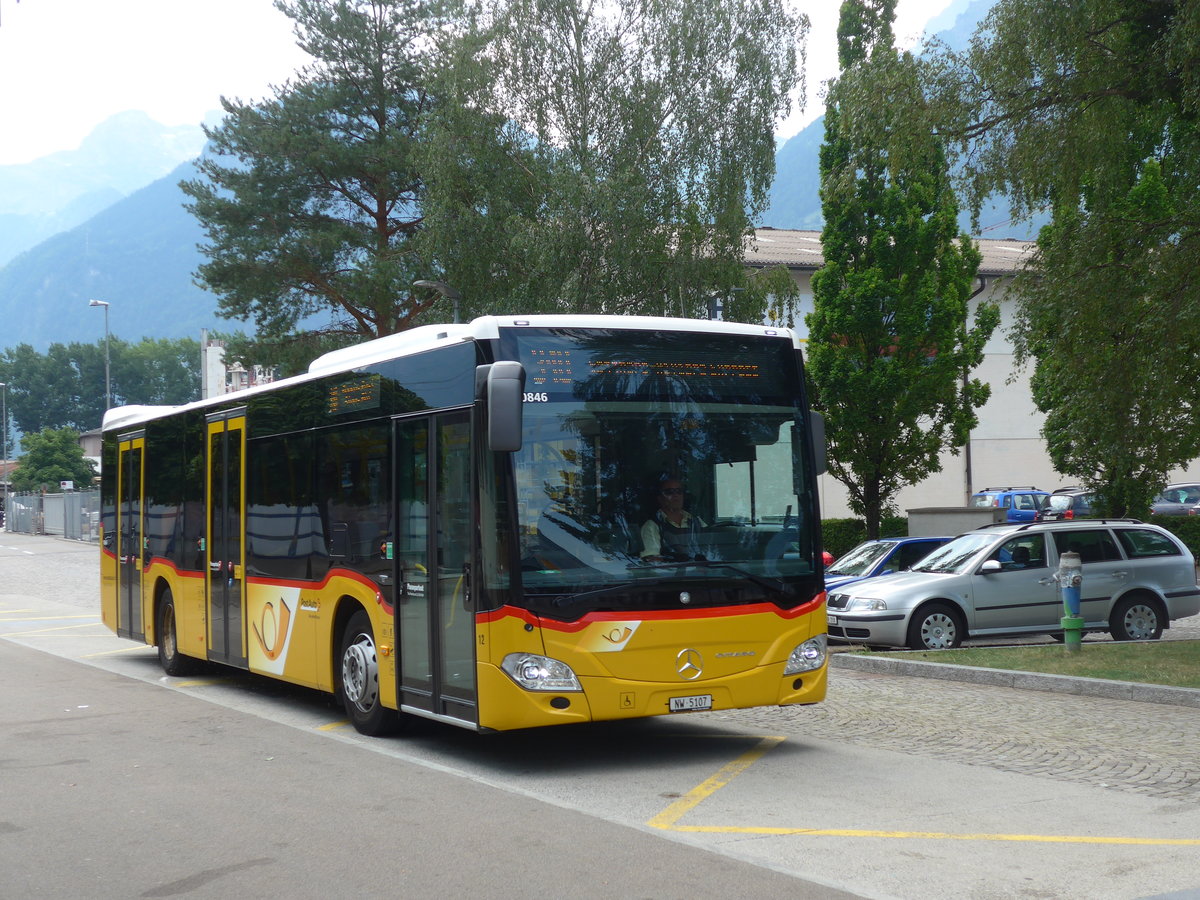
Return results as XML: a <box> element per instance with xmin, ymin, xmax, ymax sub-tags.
<box><xmin>499</xmin><ymin>327</ymin><xmax>820</xmax><ymax>617</ymax></box>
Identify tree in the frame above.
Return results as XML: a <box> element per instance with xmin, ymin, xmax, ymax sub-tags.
<box><xmin>182</xmin><ymin>0</ymin><xmax>809</xmax><ymax>374</ymax></box>
<box><xmin>181</xmin><ymin>0</ymin><xmax>542</xmax><ymax>372</ymax></box>
<box><xmin>11</xmin><ymin>428</ymin><xmax>96</xmax><ymax>492</ymax></box>
<box><xmin>806</xmin><ymin>0</ymin><xmax>997</xmax><ymax>537</ymax></box>
<box><xmin>0</xmin><ymin>337</ymin><xmax>199</xmax><ymax>435</ymax></box>
<box><xmin>1014</xmin><ymin>161</ymin><xmax>1200</xmax><ymax>515</ymax></box>
<box><xmin>472</xmin><ymin>0</ymin><xmax>809</xmax><ymax>319</ymax></box>
<box><xmin>920</xmin><ymin>0</ymin><xmax>1200</xmax><ymax>515</ymax></box>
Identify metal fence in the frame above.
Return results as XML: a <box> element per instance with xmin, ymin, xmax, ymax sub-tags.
<box><xmin>4</xmin><ymin>490</ymin><xmax>101</xmax><ymax>542</ymax></box>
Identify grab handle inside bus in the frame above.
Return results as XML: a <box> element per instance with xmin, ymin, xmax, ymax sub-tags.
<box><xmin>484</xmin><ymin>361</ymin><xmax>525</xmax><ymax>452</ymax></box>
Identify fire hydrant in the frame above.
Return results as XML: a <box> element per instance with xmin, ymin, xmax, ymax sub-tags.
<box><xmin>1055</xmin><ymin>551</ymin><xmax>1083</xmax><ymax>652</ymax></box>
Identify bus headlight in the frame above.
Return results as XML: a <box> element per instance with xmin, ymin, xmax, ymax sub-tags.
<box><xmin>501</xmin><ymin>653</ymin><xmax>583</xmax><ymax>692</ymax></box>
<box><xmin>784</xmin><ymin>635</ymin><xmax>826</xmax><ymax>675</ymax></box>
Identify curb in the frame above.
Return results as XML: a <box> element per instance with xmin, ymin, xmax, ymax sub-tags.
<box><xmin>830</xmin><ymin>652</ymin><xmax>1200</xmax><ymax>709</ymax></box>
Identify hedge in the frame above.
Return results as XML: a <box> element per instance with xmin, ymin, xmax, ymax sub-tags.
<box><xmin>820</xmin><ymin>513</ymin><xmax>1200</xmax><ymax>560</ymax></box>
<box><xmin>820</xmin><ymin>516</ymin><xmax>908</xmax><ymax>558</ymax></box>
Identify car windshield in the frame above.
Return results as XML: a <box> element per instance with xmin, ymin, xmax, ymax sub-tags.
<box><xmin>910</xmin><ymin>533</ymin><xmax>996</xmax><ymax>574</ymax></box>
<box><xmin>1043</xmin><ymin>495</ymin><xmax>1073</xmax><ymax>512</ymax></box>
<box><xmin>969</xmin><ymin>495</ymin><xmax>997</xmax><ymax>508</ymax></box>
<box><xmin>826</xmin><ymin>541</ymin><xmax>894</xmax><ymax>576</ymax></box>
<box><xmin>1157</xmin><ymin>487</ymin><xmax>1200</xmax><ymax>505</ymax></box>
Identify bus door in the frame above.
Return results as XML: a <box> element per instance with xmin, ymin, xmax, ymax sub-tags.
<box><xmin>115</xmin><ymin>433</ymin><xmax>146</xmax><ymax>641</ymax></box>
<box><xmin>394</xmin><ymin>411</ymin><xmax>477</xmax><ymax>724</ymax></box>
<box><xmin>206</xmin><ymin>410</ymin><xmax>248</xmax><ymax>668</ymax></box>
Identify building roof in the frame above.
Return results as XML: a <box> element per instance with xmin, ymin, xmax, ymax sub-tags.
<box><xmin>745</xmin><ymin>228</ymin><xmax>1034</xmax><ymax>276</ymax></box>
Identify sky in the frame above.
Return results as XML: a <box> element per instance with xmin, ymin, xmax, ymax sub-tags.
<box><xmin>0</xmin><ymin>0</ymin><xmax>957</xmax><ymax>167</ymax></box>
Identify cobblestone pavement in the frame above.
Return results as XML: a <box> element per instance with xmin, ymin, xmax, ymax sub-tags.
<box><xmin>719</xmin><ymin>665</ymin><xmax>1200</xmax><ymax>804</ymax></box>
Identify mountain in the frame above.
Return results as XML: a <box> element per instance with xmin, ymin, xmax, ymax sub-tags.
<box><xmin>0</xmin><ymin>157</ymin><xmax>220</xmax><ymax>350</ymax></box>
<box><xmin>0</xmin><ymin>111</ymin><xmax>209</xmax><ymax>267</ymax></box>
<box><xmin>760</xmin><ymin>0</ymin><xmax>1042</xmax><ymax>239</ymax></box>
<box><xmin>0</xmin><ymin>3</ymin><xmax>1023</xmax><ymax>354</ymax></box>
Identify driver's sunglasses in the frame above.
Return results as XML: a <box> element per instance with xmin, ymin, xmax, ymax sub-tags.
<box><xmin>660</xmin><ymin>487</ymin><xmax>684</xmax><ymax>496</ymax></box>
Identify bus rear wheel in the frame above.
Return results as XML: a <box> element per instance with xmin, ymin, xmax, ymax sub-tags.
<box><xmin>157</xmin><ymin>589</ymin><xmax>201</xmax><ymax>676</ymax></box>
<box><xmin>338</xmin><ymin>610</ymin><xmax>397</xmax><ymax>736</ymax></box>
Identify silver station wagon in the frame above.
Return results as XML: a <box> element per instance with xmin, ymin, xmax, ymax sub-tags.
<box><xmin>826</xmin><ymin>520</ymin><xmax>1200</xmax><ymax>651</ymax></box>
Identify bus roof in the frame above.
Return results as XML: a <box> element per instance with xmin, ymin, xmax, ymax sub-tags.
<box><xmin>102</xmin><ymin>314</ymin><xmax>800</xmax><ymax>433</ymax></box>
<box><xmin>308</xmin><ymin>315</ymin><xmax>799</xmax><ymax>374</ymax></box>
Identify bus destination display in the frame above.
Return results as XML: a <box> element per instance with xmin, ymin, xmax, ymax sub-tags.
<box><xmin>328</xmin><ymin>374</ymin><xmax>382</xmax><ymax>415</ymax></box>
<box><xmin>523</xmin><ymin>348</ymin><xmax>764</xmax><ymax>393</ymax></box>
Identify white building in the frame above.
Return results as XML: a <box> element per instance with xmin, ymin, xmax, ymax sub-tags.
<box><xmin>201</xmin><ymin>331</ymin><xmax>278</xmax><ymax>399</ymax></box>
<box><xmin>745</xmin><ymin>228</ymin><xmax>1199</xmax><ymax>518</ymax></box>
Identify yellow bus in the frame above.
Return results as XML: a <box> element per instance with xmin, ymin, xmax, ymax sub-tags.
<box><xmin>100</xmin><ymin>315</ymin><xmax>828</xmax><ymax>735</ymax></box>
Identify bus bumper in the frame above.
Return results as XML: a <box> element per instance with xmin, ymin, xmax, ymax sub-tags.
<box><xmin>475</xmin><ymin>660</ymin><xmax>827</xmax><ymax>732</ymax></box>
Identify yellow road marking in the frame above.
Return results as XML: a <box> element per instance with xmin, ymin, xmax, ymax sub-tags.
<box><xmin>0</xmin><ymin>614</ymin><xmax>98</xmax><ymax>621</ymax></box>
<box><xmin>670</xmin><ymin>826</ymin><xmax>1200</xmax><ymax>845</ymax></box>
<box><xmin>648</xmin><ymin>735</ymin><xmax>1200</xmax><ymax>847</ymax></box>
<box><xmin>0</xmin><ymin>622</ymin><xmax>105</xmax><ymax>636</ymax></box>
<box><xmin>318</xmin><ymin>721</ymin><xmax>350</xmax><ymax>732</ymax></box>
<box><xmin>647</xmin><ymin>736</ymin><xmax>784</xmax><ymax>830</ymax></box>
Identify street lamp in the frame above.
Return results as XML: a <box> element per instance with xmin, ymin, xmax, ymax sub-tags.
<box><xmin>88</xmin><ymin>299</ymin><xmax>111</xmax><ymax>410</ymax></box>
<box><xmin>413</xmin><ymin>280</ymin><xmax>461</xmax><ymax>324</ymax></box>
<box><xmin>0</xmin><ymin>381</ymin><xmax>7</xmax><ymax>526</ymax></box>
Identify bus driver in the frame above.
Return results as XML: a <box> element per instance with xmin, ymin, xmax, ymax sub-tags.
<box><xmin>640</xmin><ymin>477</ymin><xmax>706</xmax><ymax>562</ymax></box>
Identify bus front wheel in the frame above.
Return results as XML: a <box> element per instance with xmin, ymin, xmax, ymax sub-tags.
<box><xmin>338</xmin><ymin>610</ymin><xmax>397</xmax><ymax>736</ymax></box>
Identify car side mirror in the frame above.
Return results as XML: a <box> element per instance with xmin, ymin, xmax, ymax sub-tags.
<box><xmin>979</xmin><ymin>559</ymin><xmax>1002</xmax><ymax>574</ymax></box>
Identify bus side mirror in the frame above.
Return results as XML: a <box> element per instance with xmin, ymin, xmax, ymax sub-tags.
<box><xmin>484</xmin><ymin>361</ymin><xmax>525</xmax><ymax>452</ymax></box>
<box><xmin>793</xmin><ymin>414</ymin><xmax>827</xmax><ymax>495</ymax></box>
<box><xmin>809</xmin><ymin>411</ymin><xmax>827</xmax><ymax>476</ymax></box>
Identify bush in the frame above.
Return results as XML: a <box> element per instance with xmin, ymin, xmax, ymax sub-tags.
<box><xmin>820</xmin><ymin>515</ymin><xmax>908</xmax><ymax>558</ymax></box>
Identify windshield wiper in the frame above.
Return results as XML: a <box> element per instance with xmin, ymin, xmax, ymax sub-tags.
<box><xmin>645</xmin><ymin>560</ymin><xmax>790</xmax><ymax>593</ymax></box>
<box><xmin>534</xmin><ymin>562</ymin><xmax>790</xmax><ymax>613</ymax></box>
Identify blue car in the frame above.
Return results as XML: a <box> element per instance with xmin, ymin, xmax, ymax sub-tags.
<box><xmin>824</xmin><ymin>536</ymin><xmax>952</xmax><ymax>592</ymax></box>
<box><xmin>969</xmin><ymin>486</ymin><xmax>1049</xmax><ymax>523</ymax></box>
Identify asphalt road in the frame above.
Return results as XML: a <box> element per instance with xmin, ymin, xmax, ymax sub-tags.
<box><xmin>3</xmin><ymin>532</ymin><xmax>1200</xmax><ymax>900</ymax></box>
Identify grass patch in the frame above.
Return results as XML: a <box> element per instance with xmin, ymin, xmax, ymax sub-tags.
<box><xmin>863</xmin><ymin>642</ymin><xmax>1200</xmax><ymax>690</ymax></box>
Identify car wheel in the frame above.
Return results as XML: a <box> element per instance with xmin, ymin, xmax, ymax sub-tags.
<box><xmin>1108</xmin><ymin>595</ymin><xmax>1164</xmax><ymax>642</ymax></box>
<box><xmin>906</xmin><ymin>602</ymin><xmax>963</xmax><ymax>651</ymax></box>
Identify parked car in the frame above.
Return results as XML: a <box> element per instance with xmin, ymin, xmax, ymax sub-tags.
<box><xmin>825</xmin><ymin>519</ymin><xmax>1200</xmax><ymax>651</ymax></box>
<box><xmin>1150</xmin><ymin>483</ymin><xmax>1200</xmax><ymax>516</ymax></box>
<box><xmin>1037</xmin><ymin>487</ymin><xmax>1096</xmax><ymax>521</ymax></box>
<box><xmin>824</xmin><ymin>536</ymin><xmax>952</xmax><ymax>592</ymax></box>
<box><xmin>969</xmin><ymin>486</ymin><xmax>1048</xmax><ymax>523</ymax></box>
